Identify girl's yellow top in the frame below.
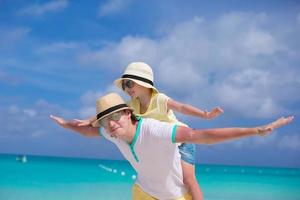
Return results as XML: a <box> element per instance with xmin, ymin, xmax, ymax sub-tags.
<box><xmin>127</xmin><ymin>92</ymin><xmax>187</xmax><ymax>127</ymax></box>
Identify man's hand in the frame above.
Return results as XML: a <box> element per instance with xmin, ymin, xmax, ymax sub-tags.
<box><xmin>73</xmin><ymin>119</ymin><xmax>93</xmax><ymax>126</ymax></box>
<box><xmin>50</xmin><ymin>115</ymin><xmax>99</xmax><ymax>137</ymax></box>
<box><xmin>50</xmin><ymin>115</ymin><xmax>70</xmax><ymax>128</ymax></box>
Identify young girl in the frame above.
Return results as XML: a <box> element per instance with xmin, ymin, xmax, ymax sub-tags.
<box><xmin>77</xmin><ymin>62</ymin><xmax>224</xmax><ymax>199</ymax></box>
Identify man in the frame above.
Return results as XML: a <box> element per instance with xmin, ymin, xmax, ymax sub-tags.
<box><xmin>50</xmin><ymin>93</ymin><xmax>293</xmax><ymax>200</ymax></box>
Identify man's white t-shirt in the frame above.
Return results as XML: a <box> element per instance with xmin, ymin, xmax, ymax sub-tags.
<box><xmin>101</xmin><ymin>118</ymin><xmax>187</xmax><ymax>199</ymax></box>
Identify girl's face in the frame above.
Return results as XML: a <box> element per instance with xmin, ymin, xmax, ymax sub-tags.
<box><xmin>122</xmin><ymin>79</ymin><xmax>148</xmax><ymax>98</ymax></box>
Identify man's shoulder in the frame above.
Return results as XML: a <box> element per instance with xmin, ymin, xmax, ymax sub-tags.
<box><xmin>141</xmin><ymin>117</ymin><xmax>167</xmax><ymax>125</ymax></box>
<box><xmin>140</xmin><ymin>118</ymin><xmax>175</xmax><ymax>133</ymax></box>
<box><xmin>139</xmin><ymin>118</ymin><xmax>177</xmax><ymax>144</ymax></box>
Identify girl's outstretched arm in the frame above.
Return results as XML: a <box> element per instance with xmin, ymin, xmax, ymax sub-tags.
<box><xmin>167</xmin><ymin>98</ymin><xmax>224</xmax><ymax>120</ymax></box>
<box><xmin>50</xmin><ymin>115</ymin><xmax>99</xmax><ymax>137</ymax></box>
<box><xmin>73</xmin><ymin>115</ymin><xmax>97</xmax><ymax>126</ymax></box>
<box><xmin>175</xmin><ymin>116</ymin><xmax>294</xmax><ymax>144</ymax></box>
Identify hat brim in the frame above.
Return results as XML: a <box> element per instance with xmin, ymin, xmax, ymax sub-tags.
<box><xmin>114</xmin><ymin>78</ymin><xmax>159</xmax><ymax>93</ymax></box>
<box><xmin>92</xmin><ymin>106</ymin><xmax>133</xmax><ymax>127</ymax></box>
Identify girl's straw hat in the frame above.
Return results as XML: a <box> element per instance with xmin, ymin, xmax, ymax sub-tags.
<box><xmin>92</xmin><ymin>93</ymin><xmax>132</xmax><ymax>127</ymax></box>
<box><xmin>114</xmin><ymin>62</ymin><xmax>159</xmax><ymax>93</ymax></box>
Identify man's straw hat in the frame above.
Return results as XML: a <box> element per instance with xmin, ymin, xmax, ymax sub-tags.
<box><xmin>92</xmin><ymin>93</ymin><xmax>132</xmax><ymax>127</ymax></box>
<box><xmin>114</xmin><ymin>62</ymin><xmax>159</xmax><ymax>93</ymax></box>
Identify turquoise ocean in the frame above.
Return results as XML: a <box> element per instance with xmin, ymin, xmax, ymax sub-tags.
<box><xmin>1</xmin><ymin>154</ymin><xmax>300</xmax><ymax>200</ymax></box>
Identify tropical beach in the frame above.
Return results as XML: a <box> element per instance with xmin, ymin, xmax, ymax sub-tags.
<box><xmin>1</xmin><ymin>0</ymin><xmax>300</xmax><ymax>199</ymax></box>
<box><xmin>1</xmin><ymin>154</ymin><xmax>300</xmax><ymax>200</ymax></box>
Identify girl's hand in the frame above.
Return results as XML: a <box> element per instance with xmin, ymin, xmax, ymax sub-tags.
<box><xmin>205</xmin><ymin>107</ymin><xmax>224</xmax><ymax>119</ymax></box>
<box><xmin>73</xmin><ymin>119</ymin><xmax>93</xmax><ymax>126</ymax></box>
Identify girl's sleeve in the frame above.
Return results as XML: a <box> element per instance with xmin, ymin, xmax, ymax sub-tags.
<box><xmin>156</xmin><ymin>93</ymin><xmax>170</xmax><ymax>114</ymax></box>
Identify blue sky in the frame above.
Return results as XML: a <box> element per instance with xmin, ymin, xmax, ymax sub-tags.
<box><xmin>1</xmin><ymin>0</ymin><xmax>300</xmax><ymax>168</ymax></box>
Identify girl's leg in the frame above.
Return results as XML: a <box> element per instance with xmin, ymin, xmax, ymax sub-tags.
<box><xmin>179</xmin><ymin>143</ymin><xmax>203</xmax><ymax>200</ymax></box>
<box><xmin>181</xmin><ymin>160</ymin><xmax>203</xmax><ymax>200</ymax></box>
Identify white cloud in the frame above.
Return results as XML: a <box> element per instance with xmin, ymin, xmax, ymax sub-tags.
<box><xmin>77</xmin><ymin>43</ymin><xmax>120</xmax><ymax>70</ymax></box>
<box><xmin>99</xmin><ymin>0</ymin><xmax>130</xmax><ymax>17</ymax></box>
<box><xmin>224</xmin><ymin>131</ymin><xmax>300</xmax><ymax>152</ymax></box>
<box><xmin>0</xmin><ymin>27</ymin><xmax>31</xmax><ymax>48</ymax></box>
<box><xmin>157</xmin><ymin>58</ymin><xmax>204</xmax><ymax>90</ymax></box>
<box><xmin>231</xmin><ymin>131</ymin><xmax>279</xmax><ymax>149</ymax></box>
<box><xmin>79</xmin><ymin>90</ymin><xmax>104</xmax><ymax>118</ymax></box>
<box><xmin>0</xmin><ymin>99</ymin><xmax>73</xmax><ymax>138</ymax></box>
<box><xmin>242</xmin><ymin>30</ymin><xmax>278</xmax><ymax>55</ymax></box>
<box><xmin>78</xmin><ymin>85</ymin><xmax>121</xmax><ymax>118</ymax></box>
<box><xmin>216</xmin><ymin>12</ymin><xmax>267</xmax><ymax>30</ymax></box>
<box><xmin>117</xmin><ymin>36</ymin><xmax>158</xmax><ymax>62</ymax></box>
<box><xmin>79</xmin><ymin>107</ymin><xmax>95</xmax><ymax>119</ymax></box>
<box><xmin>8</xmin><ymin>105</ymin><xmax>20</xmax><ymax>114</ymax></box>
<box><xmin>77</xmin><ymin>36</ymin><xmax>158</xmax><ymax>71</ymax></box>
<box><xmin>77</xmin><ymin>12</ymin><xmax>299</xmax><ymax>119</ymax></box>
<box><xmin>215</xmin><ymin>69</ymin><xmax>285</xmax><ymax>118</ymax></box>
<box><xmin>31</xmin><ymin>130</ymin><xmax>46</xmax><ymax>138</ymax></box>
<box><xmin>23</xmin><ymin>109</ymin><xmax>37</xmax><ymax>117</ymax></box>
<box><xmin>19</xmin><ymin>0</ymin><xmax>68</xmax><ymax>16</ymax></box>
<box><xmin>278</xmin><ymin>134</ymin><xmax>300</xmax><ymax>150</ymax></box>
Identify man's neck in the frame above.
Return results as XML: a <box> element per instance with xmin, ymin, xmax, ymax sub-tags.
<box><xmin>126</xmin><ymin>121</ymin><xmax>139</xmax><ymax>144</ymax></box>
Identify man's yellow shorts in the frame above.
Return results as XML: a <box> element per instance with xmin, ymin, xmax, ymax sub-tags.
<box><xmin>132</xmin><ymin>184</ymin><xmax>192</xmax><ymax>200</ymax></box>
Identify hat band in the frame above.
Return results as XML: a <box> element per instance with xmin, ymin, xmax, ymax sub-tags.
<box><xmin>97</xmin><ymin>104</ymin><xmax>128</xmax><ymax>120</ymax></box>
<box><xmin>122</xmin><ymin>74</ymin><xmax>153</xmax><ymax>86</ymax></box>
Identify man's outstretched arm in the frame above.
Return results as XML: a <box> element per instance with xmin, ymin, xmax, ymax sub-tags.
<box><xmin>175</xmin><ymin>116</ymin><xmax>294</xmax><ymax>144</ymax></box>
<box><xmin>50</xmin><ymin>115</ymin><xmax>100</xmax><ymax>137</ymax></box>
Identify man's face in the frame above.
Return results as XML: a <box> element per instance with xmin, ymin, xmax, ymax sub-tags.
<box><xmin>100</xmin><ymin>110</ymin><xmax>132</xmax><ymax>140</ymax></box>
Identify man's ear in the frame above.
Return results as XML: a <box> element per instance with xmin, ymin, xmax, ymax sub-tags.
<box><xmin>124</xmin><ymin>109</ymin><xmax>132</xmax><ymax>117</ymax></box>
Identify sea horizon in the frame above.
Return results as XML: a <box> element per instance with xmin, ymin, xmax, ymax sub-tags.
<box><xmin>1</xmin><ymin>152</ymin><xmax>299</xmax><ymax>170</ymax></box>
<box><xmin>1</xmin><ymin>153</ymin><xmax>300</xmax><ymax>200</ymax></box>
